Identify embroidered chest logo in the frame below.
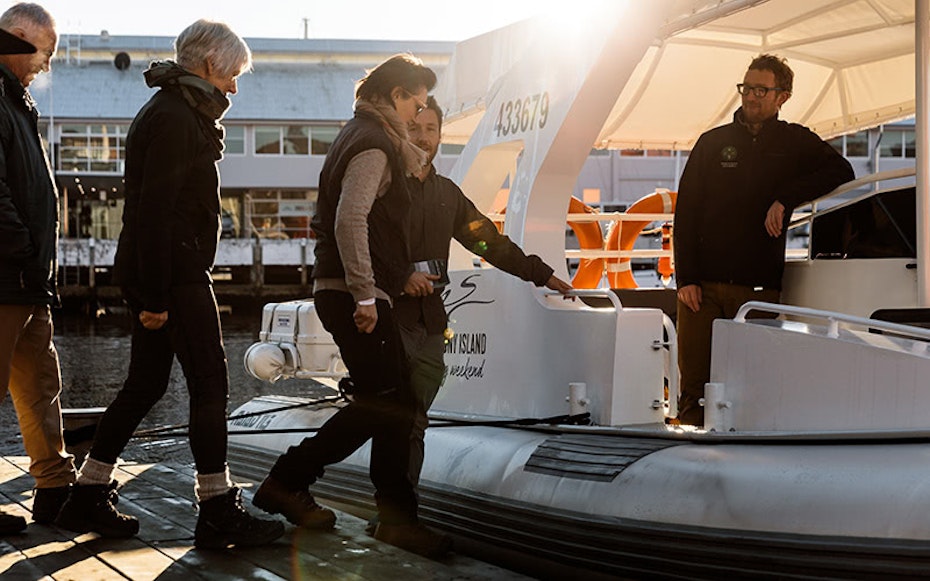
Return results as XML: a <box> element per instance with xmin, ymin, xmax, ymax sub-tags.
<box><xmin>720</xmin><ymin>145</ymin><xmax>738</xmax><ymax>168</ymax></box>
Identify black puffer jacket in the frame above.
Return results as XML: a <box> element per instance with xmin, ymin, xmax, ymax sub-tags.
<box><xmin>112</xmin><ymin>61</ymin><xmax>228</xmax><ymax>312</ymax></box>
<box><xmin>0</xmin><ymin>64</ymin><xmax>59</xmax><ymax>305</ymax></box>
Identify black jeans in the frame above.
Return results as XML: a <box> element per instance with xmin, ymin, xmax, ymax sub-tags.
<box><xmin>269</xmin><ymin>290</ymin><xmax>418</xmax><ymax>525</ymax></box>
<box><xmin>89</xmin><ymin>284</ymin><xmax>230</xmax><ymax>474</ymax></box>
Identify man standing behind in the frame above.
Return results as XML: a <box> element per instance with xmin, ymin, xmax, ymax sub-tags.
<box><xmin>399</xmin><ymin>97</ymin><xmax>573</xmax><ymax>485</ymax></box>
<box><xmin>0</xmin><ymin>3</ymin><xmax>76</xmax><ymax>534</ymax></box>
<box><xmin>673</xmin><ymin>54</ymin><xmax>854</xmax><ymax>427</ymax></box>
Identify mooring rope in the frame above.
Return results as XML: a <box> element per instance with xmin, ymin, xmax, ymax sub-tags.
<box><xmin>126</xmin><ymin>412</ymin><xmax>593</xmax><ymax>439</ymax></box>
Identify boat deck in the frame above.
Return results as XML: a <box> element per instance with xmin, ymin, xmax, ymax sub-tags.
<box><xmin>0</xmin><ymin>455</ymin><xmax>531</xmax><ymax>580</ymax></box>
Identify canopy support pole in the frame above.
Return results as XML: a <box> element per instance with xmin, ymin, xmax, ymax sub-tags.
<box><xmin>916</xmin><ymin>0</ymin><xmax>930</xmax><ymax>306</ymax></box>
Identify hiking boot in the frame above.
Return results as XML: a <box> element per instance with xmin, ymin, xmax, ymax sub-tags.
<box><xmin>32</xmin><ymin>485</ymin><xmax>71</xmax><ymax>524</ymax></box>
<box><xmin>374</xmin><ymin>522</ymin><xmax>453</xmax><ymax>559</ymax></box>
<box><xmin>253</xmin><ymin>476</ymin><xmax>336</xmax><ymax>530</ymax></box>
<box><xmin>194</xmin><ymin>486</ymin><xmax>285</xmax><ymax>549</ymax></box>
<box><xmin>0</xmin><ymin>508</ymin><xmax>26</xmax><ymax>535</ymax></box>
<box><xmin>55</xmin><ymin>483</ymin><xmax>139</xmax><ymax>538</ymax></box>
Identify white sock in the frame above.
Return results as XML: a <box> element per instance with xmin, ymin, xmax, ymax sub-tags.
<box><xmin>195</xmin><ymin>467</ymin><xmax>232</xmax><ymax>502</ymax></box>
<box><xmin>76</xmin><ymin>458</ymin><xmax>115</xmax><ymax>486</ymax></box>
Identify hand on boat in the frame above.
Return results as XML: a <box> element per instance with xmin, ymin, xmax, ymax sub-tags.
<box><xmin>765</xmin><ymin>200</ymin><xmax>785</xmax><ymax>237</ymax></box>
<box><xmin>354</xmin><ymin>303</ymin><xmax>378</xmax><ymax>333</ymax></box>
<box><xmin>139</xmin><ymin>310</ymin><xmax>168</xmax><ymax>330</ymax></box>
<box><xmin>404</xmin><ymin>271</ymin><xmax>440</xmax><ymax>296</ymax></box>
<box><xmin>678</xmin><ymin>284</ymin><xmax>702</xmax><ymax>312</ymax></box>
<box><xmin>545</xmin><ymin>275</ymin><xmax>574</xmax><ymax>298</ymax></box>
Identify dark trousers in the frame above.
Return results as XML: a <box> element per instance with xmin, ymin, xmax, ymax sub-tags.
<box><xmin>268</xmin><ymin>290</ymin><xmax>418</xmax><ymax>525</ymax></box>
<box><xmin>397</xmin><ymin>320</ymin><xmax>446</xmax><ymax>487</ymax></box>
<box><xmin>676</xmin><ymin>281</ymin><xmax>779</xmax><ymax>426</ymax></box>
<box><xmin>89</xmin><ymin>284</ymin><xmax>229</xmax><ymax>474</ymax></box>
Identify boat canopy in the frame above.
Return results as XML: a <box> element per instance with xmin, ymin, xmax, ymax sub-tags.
<box><xmin>436</xmin><ymin>0</ymin><xmax>916</xmax><ymax>149</ymax></box>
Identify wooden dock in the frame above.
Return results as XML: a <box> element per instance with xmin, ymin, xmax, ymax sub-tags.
<box><xmin>0</xmin><ymin>456</ymin><xmax>532</xmax><ymax>580</ymax></box>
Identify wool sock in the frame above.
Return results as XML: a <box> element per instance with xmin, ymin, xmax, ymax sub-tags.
<box><xmin>76</xmin><ymin>457</ymin><xmax>115</xmax><ymax>486</ymax></box>
<box><xmin>195</xmin><ymin>468</ymin><xmax>232</xmax><ymax>502</ymax></box>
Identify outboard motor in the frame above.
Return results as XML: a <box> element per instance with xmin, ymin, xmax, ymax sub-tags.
<box><xmin>244</xmin><ymin>300</ymin><xmax>346</xmax><ymax>383</ymax></box>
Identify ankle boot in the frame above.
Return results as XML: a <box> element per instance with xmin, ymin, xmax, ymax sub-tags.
<box><xmin>253</xmin><ymin>476</ymin><xmax>336</xmax><ymax>530</ymax></box>
<box><xmin>55</xmin><ymin>483</ymin><xmax>139</xmax><ymax>538</ymax></box>
<box><xmin>194</xmin><ymin>486</ymin><xmax>285</xmax><ymax>549</ymax></box>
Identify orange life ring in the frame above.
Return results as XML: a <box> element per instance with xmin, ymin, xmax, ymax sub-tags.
<box><xmin>567</xmin><ymin>197</ymin><xmax>605</xmax><ymax>289</ymax></box>
<box><xmin>605</xmin><ymin>190</ymin><xmax>677</xmax><ymax>288</ymax></box>
<box><xmin>490</xmin><ymin>196</ymin><xmax>604</xmax><ymax>289</ymax></box>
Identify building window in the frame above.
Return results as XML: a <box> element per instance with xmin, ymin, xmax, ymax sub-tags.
<box><xmin>879</xmin><ymin>129</ymin><xmax>906</xmax><ymax>158</ymax></box>
<box><xmin>311</xmin><ymin>125</ymin><xmax>340</xmax><ymax>155</ymax></box>
<box><xmin>845</xmin><ymin>131</ymin><xmax>869</xmax><ymax>157</ymax></box>
<box><xmin>246</xmin><ymin>189</ymin><xmax>317</xmax><ymax>238</ymax></box>
<box><xmin>254</xmin><ymin>125</ymin><xmax>311</xmax><ymax>155</ymax></box>
<box><xmin>828</xmin><ymin>136</ymin><xmax>844</xmax><ymax>155</ymax></box>
<box><xmin>225</xmin><ymin>125</ymin><xmax>245</xmax><ymax>155</ymax></box>
<box><xmin>904</xmin><ymin>130</ymin><xmax>916</xmax><ymax>158</ymax></box>
<box><xmin>58</xmin><ymin>123</ymin><xmax>128</xmax><ymax>173</ymax></box>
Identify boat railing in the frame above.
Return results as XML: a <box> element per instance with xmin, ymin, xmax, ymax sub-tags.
<box><xmin>736</xmin><ymin>300</ymin><xmax>930</xmax><ymax>348</ymax></box>
<box><xmin>785</xmin><ymin>167</ymin><xmax>917</xmax><ymax>260</ymax></box>
<box><xmin>542</xmin><ymin>288</ymin><xmax>679</xmax><ymax>419</ymax></box>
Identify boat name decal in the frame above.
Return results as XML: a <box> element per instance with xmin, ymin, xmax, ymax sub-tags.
<box><xmin>494</xmin><ymin>92</ymin><xmax>550</xmax><ymax>138</ymax></box>
<box><xmin>445</xmin><ymin>332</ymin><xmax>487</xmax><ymax>355</ymax></box>
<box><xmin>444</xmin><ymin>356</ymin><xmax>485</xmax><ymax>381</ymax></box>
<box><xmin>229</xmin><ymin>413</ymin><xmax>277</xmax><ymax>430</ymax></box>
<box><xmin>443</xmin><ymin>273</ymin><xmax>494</xmax><ymax>317</ymax></box>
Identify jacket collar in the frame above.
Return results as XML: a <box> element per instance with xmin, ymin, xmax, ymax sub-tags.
<box><xmin>733</xmin><ymin>107</ymin><xmax>781</xmax><ymax>134</ymax></box>
<box><xmin>0</xmin><ymin>62</ymin><xmax>35</xmax><ymax>113</ymax></box>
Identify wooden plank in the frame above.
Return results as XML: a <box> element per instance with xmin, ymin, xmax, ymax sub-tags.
<box><xmin>2</xmin><ymin>456</ymin><xmax>531</xmax><ymax>581</ymax></box>
<box><xmin>0</xmin><ymin>539</ymin><xmax>53</xmax><ymax>581</ymax></box>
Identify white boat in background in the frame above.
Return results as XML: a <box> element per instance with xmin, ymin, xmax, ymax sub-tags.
<box><xmin>229</xmin><ymin>1</ymin><xmax>930</xmax><ymax>578</ymax></box>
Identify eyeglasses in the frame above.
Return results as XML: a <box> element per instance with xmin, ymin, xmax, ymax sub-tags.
<box><xmin>736</xmin><ymin>84</ymin><xmax>783</xmax><ymax>98</ymax></box>
<box><xmin>405</xmin><ymin>90</ymin><xmax>428</xmax><ymax>114</ymax></box>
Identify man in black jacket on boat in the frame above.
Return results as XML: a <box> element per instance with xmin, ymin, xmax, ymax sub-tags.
<box><xmin>673</xmin><ymin>54</ymin><xmax>854</xmax><ymax>427</ymax></box>
<box><xmin>397</xmin><ymin>97</ymin><xmax>572</xmax><ymax>487</ymax></box>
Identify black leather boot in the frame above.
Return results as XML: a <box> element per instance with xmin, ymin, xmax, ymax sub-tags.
<box><xmin>55</xmin><ymin>483</ymin><xmax>139</xmax><ymax>538</ymax></box>
<box><xmin>194</xmin><ymin>486</ymin><xmax>285</xmax><ymax>549</ymax></box>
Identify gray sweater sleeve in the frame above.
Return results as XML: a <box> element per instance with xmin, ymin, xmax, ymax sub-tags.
<box><xmin>333</xmin><ymin>148</ymin><xmax>392</xmax><ymax>302</ymax></box>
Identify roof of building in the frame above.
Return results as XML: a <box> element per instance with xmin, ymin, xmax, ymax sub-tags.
<box><xmin>29</xmin><ymin>35</ymin><xmax>454</xmax><ymax>123</ymax></box>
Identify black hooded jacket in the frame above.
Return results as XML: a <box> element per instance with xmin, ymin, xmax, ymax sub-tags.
<box><xmin>112</xmin><ymin>61</ymin><xmax>229</xmax><ymax>312</ymax></box>
<box><xmin>0</xmin><ymin>63</ymin><xmax>59</xmax><ymax>305</ymax></box>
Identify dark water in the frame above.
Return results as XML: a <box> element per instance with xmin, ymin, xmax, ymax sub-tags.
<box><xmin>0</xmin><ymin>307</ymin><xmax>325</xmax><ymax>464</ymax></box>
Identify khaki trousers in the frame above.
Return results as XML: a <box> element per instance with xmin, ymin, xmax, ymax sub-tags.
<box><xmin>676</xmin><ymin>282</ymin><xmax>779</xmax><ymax>426</ymax></box>
<box><xmin>0</xmin><ymin>304</ymin><xmax>75</xmax><ymax>487</ymax></box>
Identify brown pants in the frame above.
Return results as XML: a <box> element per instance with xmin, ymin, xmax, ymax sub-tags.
<box><xmin>0</xmin><ymin>304</ymin><xmax>76</xmax><ymax>487</ymax></box>
<box><xmin>676</xmin><ymin>282</ymin><xmax>780</xmax><ymax>426</ymax></box>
